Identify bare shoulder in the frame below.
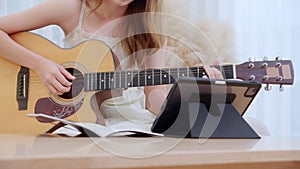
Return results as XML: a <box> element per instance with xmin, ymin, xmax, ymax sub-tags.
<box><xmin>43</xmin><ymin>0</ymin><xmax>82</xmax><ymax>13</ymax></box>
<box><xmin>20</xmin><ymin>0</ymin><xmax>83</xmax><ymax>21</ymax></box>
<box><xmin>49</xmin><ymin>0</ymin><xmax>84</xmax><ymax>33</ymax></box>
<box><xmin>0</xmin><ymin>0</ymin><xmax>83</xmax><ymax>34</ymax></box>
<box><xmin>42</xmin><ymin>0</ymin><xmax>83</xmax><ymax>26</ymax></box>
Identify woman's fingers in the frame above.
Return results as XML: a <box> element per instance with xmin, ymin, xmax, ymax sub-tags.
<box><xmin>51</xmin><ymin>78</ymin><xmax>71</xmax><ymax>95</ymax></box>
<box><xmin>56</xmin><ymin>68</ymin><xmax>73</xmax><ymax>87</ymax></box>
<box><xmin>203</xmin><ymin>65</ymin><xmax>224</xmax><ymax>79</ymax></box>
<box><xmin>212</xmin><ymin>67</ymin><xmax>224</xmax><ymax>79</ymax></box>
<box><xmin>35</xmin><ymin>59</ymin><xmax>76</xmax><ymax>95</ymax></box>
<box><xmin>203</xmin><ymin>65</ymin><xmax>213</xmax><ymax>78</ymax></box>
<box><xmin>60</xmin><ymin>66</ymin><xmax>76</xmax><ymax>82</ymax></box>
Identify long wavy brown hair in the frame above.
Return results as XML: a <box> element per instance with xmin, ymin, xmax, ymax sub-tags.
<box><xmin>86</xmin><ymin>0</ymin><xmax>164</xmax><ymax>69</ymax></box>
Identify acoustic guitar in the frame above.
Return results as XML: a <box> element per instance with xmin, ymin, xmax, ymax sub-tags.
<box><xmin>0</xmin><ymin>32</ymin><xmax>294</xmax><ymax>134</ymax></box>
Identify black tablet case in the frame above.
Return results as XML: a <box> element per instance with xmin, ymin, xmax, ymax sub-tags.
<box><xmin>151</xmin><ymin>78</ymin><xmax>261</xmax><ymax>138</ymax></box>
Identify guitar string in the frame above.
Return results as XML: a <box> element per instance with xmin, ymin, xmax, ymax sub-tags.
<box><xmin>25</xmin><ymin>65</ymin><xmax>236</xmax><ymax>98</ymax></box>
<box><xmin>27</xmin><ymin>66</ymin><xmax>234</xmax><ymax>83</ymax></box>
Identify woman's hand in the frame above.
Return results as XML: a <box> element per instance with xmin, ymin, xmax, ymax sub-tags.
<box><xmin>203</xmin><ymin>66</ymin><xmax>224</xmax><ymax>79</ymax></box>
<box><xmin>34</xmin><ymin>59</ymin><xmax>76</xmax><ymax>95</ymax></box>
<box><xmin>202</xmin><ymin>60</ymin><xmax>224</xmax><ymax>79</ymax></box>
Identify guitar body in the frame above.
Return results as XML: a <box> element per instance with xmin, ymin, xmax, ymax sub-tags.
<box><xmin>0</xmin><ymin>32</ymin><xmax>114</xmax><ymax>134</ymax></box>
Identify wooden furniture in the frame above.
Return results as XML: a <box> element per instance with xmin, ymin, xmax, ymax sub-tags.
<box><xmin>0</xmin><ymin>134</ymin><xmax>299</xmax><ymax>169</ymax></box>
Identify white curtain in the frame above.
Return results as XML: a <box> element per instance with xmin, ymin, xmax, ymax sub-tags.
<box><xmin>1</xmin><ymin>0</ymin><xmax>299</xmax><ymax>136</ymax></box>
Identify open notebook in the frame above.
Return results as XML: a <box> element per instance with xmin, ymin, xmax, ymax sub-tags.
<box><xmin>27</xmin><ymin>114</ymin><xmax>163</xmax><ymax>137</ymax></box>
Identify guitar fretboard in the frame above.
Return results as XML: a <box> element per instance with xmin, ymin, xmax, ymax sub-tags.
<box><xmin>84</xmin><ymin>65</ymin><xmax>235</xmax><ymax>91</ymax></box>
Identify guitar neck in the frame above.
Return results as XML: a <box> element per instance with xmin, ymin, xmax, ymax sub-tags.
<box><xmin>83</xmin><ymin>65</ymin><xmax>235</xmax><ymax>91</ymax></box>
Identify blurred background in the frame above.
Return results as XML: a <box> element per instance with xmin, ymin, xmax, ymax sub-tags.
<box><xmin>1</xmin><ymin>0</ymin><xmax>299</xmax><ymax>137</ymax></box>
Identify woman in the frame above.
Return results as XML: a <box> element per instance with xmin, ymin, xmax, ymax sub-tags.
<box><xmin>0</xmin><ymin>0</ymin><xmax>222</xmax><ymax>130</ymax></box>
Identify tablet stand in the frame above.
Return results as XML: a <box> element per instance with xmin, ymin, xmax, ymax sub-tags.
<box><xmin>190</xmin><ymin>102</ymin><xmax>260</xmax><ymax>138</ymax></box>
<box><xmin>151</xmin><ymin>78</ymin><xmax>262</xmax><ymax>139</ymax></box>
<box><xmin>163</xmin><ymin>101</ymin><xmax>260</xmax><ymax>139</ymax></box>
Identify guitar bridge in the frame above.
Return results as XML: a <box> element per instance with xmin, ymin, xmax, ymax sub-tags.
<box><xmin>16</xmin><ymin>66</ymin><xmax>29</xmax><ymax>110</ymax></box>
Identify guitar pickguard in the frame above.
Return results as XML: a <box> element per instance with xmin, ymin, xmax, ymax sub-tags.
<box><xmin>34</xmin><ymin>98</ymin><xmax>83</xmax><ymax>123</ymax></box>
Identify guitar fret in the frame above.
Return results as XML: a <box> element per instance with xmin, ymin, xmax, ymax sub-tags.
<box><xmin>110</xmin><ymin>72</ymin><xmax>115</xmax><ymax>89</ymax></box>
<box><xmin>105</xmin><ymin>72</ymin><xmax>111</xmax><ymax>89</ymax></box>
<box><xmin>132</xmin><ymin>70</ymin><xmax>135</xmax><ymax>86</ymax></box>
<box><xmin>90</xmin><ymin>73</ymin><xmax>92</xmax><ymax>90</ymax></box>
<box><xmin>199</xmin><ymin>67</ymin><xmax>205</xmax><ymax>77</ymax></box>
<box><xmin>113</xmin><ymin>72</ymin><xmax>119</xmax><ymax>89</ymax></box>
<box><xmin>160</xmin><ymin>69</ymin><xmax>162</xmax><ymax>85</ymax></box>
<box><xmin>138</xmin><ymin>70</ymin><xmax>145</xmax><ymax>86</ymax></box>
<box><xmin>95</xmin><ymin>73</ymin><xmax>98</xmax><ymax>90</ymax></box>
<box><xmin>103</xmin><ymin>72</ymin><xmax>107</xmax><ymax>90</ymax></box>
<box><xmin>197</xmin><ymin>67</ymin><xmax>205</xmax><ymax>77</ymax></box>
<box><xmin>91</xmin><ymin>73</ymin><xmax>94</xmax><ymax>91</ymax></box>
<box><xmin>110</xmin><ymin>72</ymin><xmax>113</xmax><ymax>89</ymax></box>
<box><xmin>232</xmin><ymin>65</ymin><xmax>237</xmax><ymax>79</ymax></box>
<box><xmin>125</xmin><ymin>71</ymin><xmax>128</xmax><ymax>88</ymax></box>
<box><xmin>152</xmin><ymin>69</ymin><xmax>154</xmax><ymax>85</ymax></box>
<box><xmin>107</xmin><ymin>72</ymin><xmax>111</xmax><ymax>89</ymax></box>
<box><xmin>106</xmin><ymin>72</ymin><xmax>110</xmax><ymax>90</ymax></box>
<box><xmin>89</xmin><ymin>73</ymin><xmax>92</xmax><ymax>91</ymax></box>
<box><xmin>127</xmin><ymin>71</ymin><xmax>132</xmax><ymax>87</ymax></box>
<box><xmin>154</xmin><ymin>69</ymin><xmax>161</xmax><ymax>85</ymax></box>
<box><xmin>89</xmin><ymin>73</ymin><xmax>94</xmax><ymax>91</ymax></box>
<box><xmin>129</xmin><ymin>71</ymin><xmax>132</xmax><ymax>87</ymax></box>
<box><xmin>84</xmin><ymin>74</ymin><xmax>88</xmax><ymax>91</ymax></box>
<box><xmin>118</xmin><ymin>71</ymin><xmax>121</xmax><ymax>89</ymax></box>
<box><xmin>100</xmin><ymin>72</ymin><xmax>103</xmax><ymax>90</ymax></box>
<box><xmin>96</xmin><ymin>73</ymin><xmax>100</xmax><ymax>90</ymax></box>
<box><xmin>144</xmin><ymin>70</ymin><xmax>147</xmax><ymax>86</ymax></box>
<box><xmin>179</xmin><ymin>68</ymin><xmax>187</xmax><ymax>78</ymax></box>
<box><xmin>168</xmin><ymin>68</ymin><xmax>178</xmax><ymax>83</ymax></box>
<box><xmin>108</xmin><ymin>72</ymin><xmax>111</xmax><ymax>89</ymax></box>
<box><xmin>111</xmin><ymin>72</ymin><xmax>114</xmax><ymax>89</ymax></box>
<box><xmin>187</xmin><ymin>67</ymin><xmax>189</xmax><ymax>77</ymax></box>
<box><xmin>104</xmin><ymin>72</ymin><xmax>107</xmax><ymax>90</ymax></box>
<box><xmin>89</xmin><ymin>73</ymin><xmax>93</xmax><ymax>91</ymax></box>
<box><xmin>137</xmin><ymin>70</ymin><xmax>140</xmax><ymax>87</ymax></box>
<box><xmin>146</xmin><ymin>70</ymin><xmax>153</xmax><ymax>86</ymax></box>
<box><xmin>132</xmin><ymin>70</ymin><xmax>139</xmax><ymax>87</ymax></box>
<box><xmin>86</xmin><ymin>74</ymin><xmax>90</xmax><ymax>91</ymax></box>
<box><xmin>190</xmin><ymin>67</ymin><xmax>198</xmax><ymax>78</ymax></box>
<box><xmin>121</xmin><ymin>71</ymin><xmax>126</xmax><ymax>88</ymax></box>
<box><xmin>161</xmin><ymin>69</ymin><xmax>169</xmax><ymax>84</ymax></box>
<box><xmin>100</xmin><ymin>72</ymin><xmax>105</xmax><ymax>90</ymax></box>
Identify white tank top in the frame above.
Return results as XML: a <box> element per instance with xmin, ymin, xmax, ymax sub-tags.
<box><xmin>63</xmin><ymin>0</ymin><xmax>156</xmax><ymax>129</ymax></box>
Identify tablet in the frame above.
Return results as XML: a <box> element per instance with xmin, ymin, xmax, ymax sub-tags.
<box><xmin>151</xmin><ymin>77</ymin><xmax>262</xmax><ymax>138</ymax></box>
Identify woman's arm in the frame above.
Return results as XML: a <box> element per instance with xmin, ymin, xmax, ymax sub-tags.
<box><xmin>143</xmin><ymin>46</ymin><xmax>168</xmax><ymax>115</ymax></box>
<box><xmin>0</xmin><ymin>0</ymin><xmax>80</xmax><ymax>95</ymax></box>
<box><xmin>143</xmin><ymin>51</ymin><xmax>223</xmax><ymax>115</ymax></box>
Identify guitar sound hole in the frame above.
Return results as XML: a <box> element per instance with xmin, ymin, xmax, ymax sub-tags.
<box><xmin>59</xmin><ymin>68</ymin><xmax>84</xmax><ymax>99</ymax></box>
